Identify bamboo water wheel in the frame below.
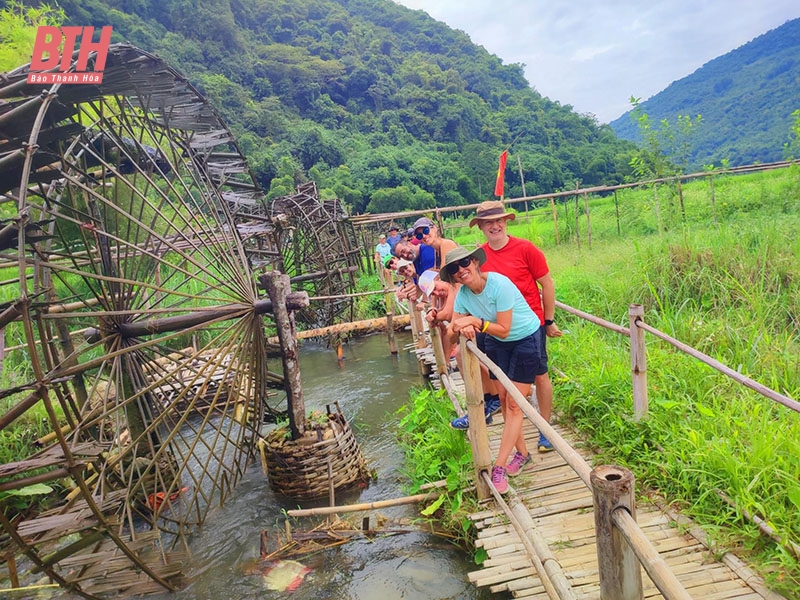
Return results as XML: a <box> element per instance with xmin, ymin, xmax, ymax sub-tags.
<box><xmin>269</xmin><ymin>183</ymin><xmax>360</xmax><ymax>327</ymax></box>
<box><xmin>0</xmin><ymin>44</ymin><xmax>313</xmax><ymax>597</ymax></box>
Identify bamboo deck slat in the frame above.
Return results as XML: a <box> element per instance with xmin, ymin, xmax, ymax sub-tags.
<box><xmin>429</xmin><ymin>363</ymin><xmax>787</xmax><ymax>599</ymax></box>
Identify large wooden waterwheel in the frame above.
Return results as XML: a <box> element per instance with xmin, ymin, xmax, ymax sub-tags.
<box><xmin>270</xmin><ymin>183</ymin><xmax>360</xmax><ymax>327</ymax></box>
<box><xmin>0</xmin><ymin>45</ymin><xmax>302</xmax><ymax>597</ymax></box>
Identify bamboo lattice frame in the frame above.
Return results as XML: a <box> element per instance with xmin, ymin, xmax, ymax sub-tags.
<box><xmin>0</xmin><ymin>44</ymin><xmax>357</xmax><ymax>598</ymax></box>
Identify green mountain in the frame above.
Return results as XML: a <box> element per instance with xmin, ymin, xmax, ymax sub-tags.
<box><xmin>610</xmin><ymin>18</ymin><xmax>800</xmax><ymax>169</ymax></box>
<box><xmin>43</xmin><ymin>0</ymin><xmax>636</xmax><ymax>212</ymax></box>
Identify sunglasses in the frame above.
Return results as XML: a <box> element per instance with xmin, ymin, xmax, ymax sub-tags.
<box><xmin>445</xmin><ymin>256</ymin><xmax>473</xmax><ymax>275</ymax></box>
<box><xmin>414</xmin><ymin>226</ymin><xmax>431</xmax><ymax>240</ymax></box>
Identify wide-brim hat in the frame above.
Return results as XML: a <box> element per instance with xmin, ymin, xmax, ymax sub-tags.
<box><xmin>469</xmin><ymin>200</ymin><xmax>516</xmax><ymax>227</ymax></box>
<box><xmin>439</xmin><ymin>246</ymin><xmax>486</xmax><ymax>284</ymax></box>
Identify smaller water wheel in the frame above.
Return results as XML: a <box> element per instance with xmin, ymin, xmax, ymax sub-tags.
<box><xmin>269</xmin><ymin>183</ymin><xmax>359</xmax><ymax>327</ymax></box>
<box><xmin>259</xmin><ymin>403</ymin><xmax>370</xmax><ymax>501</ymax></box>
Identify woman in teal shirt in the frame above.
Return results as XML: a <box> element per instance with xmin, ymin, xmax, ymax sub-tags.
<box><xmin>440</xmin><ymin>246</ymin><xmax>545</xmax><ymax>494</ymax></box>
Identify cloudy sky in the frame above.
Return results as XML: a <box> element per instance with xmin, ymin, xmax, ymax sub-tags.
<box><xmin>392</xmin><ymin>0</ymin><xmax>800</xmax><ymax>123</ymax></box>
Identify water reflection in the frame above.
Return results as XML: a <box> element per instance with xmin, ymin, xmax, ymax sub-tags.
<box><xmin>118</xmin><ymin>333</ymin><xmax>491</xmax><ymax>599</ymax></box>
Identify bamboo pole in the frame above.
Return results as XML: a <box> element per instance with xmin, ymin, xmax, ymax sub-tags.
<box><xmin>614</xmin><ymin>190</ymin><xmax>621</xmax><ymax>236</ymax></box>
<box><xmin>583</xmin><ymin>191</ymin><xmax>592</xmax><ymax>249</ymax></box>
<box><xmin>264</xmin><ymin>271</ymin><xmax>306</xmax><ymax>438</ymax></box>
<box><xmin>517</xmin><ymin>155</ymin><xmax>529</xmax><ymax>223</ymax></box>
<box><xmin>629</xmin><ymin>304</ymin><xmax>648</xmax><ymax>421</ymax></box>
<box><xmin>286</xmin><ymin>489</ymin><xmax>444</xmax><ymax>517</ymax></box>
<box><xmin>266</xmin><ymin>314</ymin><xmax>410</xmax><ymax>344</ymax></box>
<box><xmin>653</xmin><ymin>183</ymin><xmax>663</xmax><ymax>237</ymax></box>
<box><xmin>385</xmin><ymin>287</ymin><xmax>398</xmax><ymax>355</ymax></box>
<box><xmin>549</xmin><ymin>197</ymin><xmax>560</xmax><ymax>245</ymax></box>
<box><xmin>429</xmin><ymin>323</ymin><xmax>448</xmax><ymax>376</ymax></box>
<box><xmin>677</xmin><ymin>178</ymin><xmax>686</xmax><ymax>224</ymax></box>
<box><xmin>709</xmin><ymin>173</ymin><xmax>718</xmax><ymax>225</ymax></box>
<box><xmin>573</xmin><ymin>182</ymin><xmax>581</xmax><ymax>249</ymax></box>
<box><xmin>462</xmin><ymin>333</ymin><xmax>493</xmax><ymax>500</ymax></box>
<box><xmin>591</xmin><ymin>465</ymin><xmax>644</xmax><ymax>600</ymax></box>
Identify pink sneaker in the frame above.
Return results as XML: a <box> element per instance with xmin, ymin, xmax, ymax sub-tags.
<box><xmin>491</xmin><ymin>465</ymin><xmax>508</xmax><ymax>494</ymax></box>
<box><xmin>506</xmin><ymin>451</ymin><xmax>532</xmax><ymax>476</ymax></box>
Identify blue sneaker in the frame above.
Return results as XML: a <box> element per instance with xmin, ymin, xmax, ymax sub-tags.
<box><xmin>450</xmin><ymin>414</ymin><xmax>470</xmax><ymax>430</ymax></box>
<box><xmin>450</xmin><ymin>407</ymin><xmax>495</xmax><ymax>430</ymax></box>
<box><xmin>538</xmin><ymin>433</ymin><xmax>554</xmax><ymax>453</ymax></box>
<box><xmin>484</xmin><ymin>396</ymin><xmax>501</xmax><ymax>417</ymax></box>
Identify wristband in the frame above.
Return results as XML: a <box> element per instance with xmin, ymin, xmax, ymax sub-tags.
<box><xmin>481</xmin><ymin>320</ymin><xmax>490</xmax><ymax>333</ymax></box>
<box><xmin>544</xmin><ymin>319</ymin><xmax>554</xmax><ymax>327</ymax></box>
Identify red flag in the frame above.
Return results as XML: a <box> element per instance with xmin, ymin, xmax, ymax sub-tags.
<box><xmin>494</xmin><ymin>150</ymin><xmax>508</xmax><ymax>197</ymax></box>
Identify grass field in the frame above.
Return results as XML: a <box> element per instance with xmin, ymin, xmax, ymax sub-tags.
<box><xmin>428</xmin><ymin>165</ymin><xmax>800</xmax><ymax>595</ymax></box>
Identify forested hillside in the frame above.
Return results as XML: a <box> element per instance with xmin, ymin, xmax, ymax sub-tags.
<box><xmin>37</xmin><ymin>0</ymin><xmax>636</xmax><ymax>212</ymax></box>
<box><xmin>610</xmin><ymin>18</ymin><xmax>800</xmax><ymax>170</ymax></box>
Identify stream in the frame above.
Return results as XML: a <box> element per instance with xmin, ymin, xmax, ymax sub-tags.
<box><xmin>144</xmin><ymin>332</ymin><xmax>494</xmax><ymax>600</ymax></box>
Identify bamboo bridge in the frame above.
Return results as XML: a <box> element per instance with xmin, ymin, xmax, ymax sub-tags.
<box><xmin>391</xmin><ymin>298</ymin><xmax>791</xmax><ymax>600</ymax></box>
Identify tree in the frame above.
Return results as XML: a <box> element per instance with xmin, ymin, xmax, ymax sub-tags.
<box><xmin>784</xmin><ymin>109</ymin><xmax>800</xmax><ymax>160</ymax></box>
<box><xmin>0</xmin><ymin>1</ymin><xmax>64</xmax><ymax>72</ymax></box>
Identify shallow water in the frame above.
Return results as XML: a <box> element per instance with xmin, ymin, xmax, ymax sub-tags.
<box><xmin>142</xmin><ymin>332</ymin><xmax>493</xmax><ymax>600</ymax></box>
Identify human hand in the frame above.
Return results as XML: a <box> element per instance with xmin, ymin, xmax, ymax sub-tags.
<box><xmin>546</xmin><ymin>322</ymin><xmax>563</xmax><ymax>338</ymax></box>
<box><xmin>425</xmin><ymin>307</ymin><xmax>438</xmax><ymax>324</ymax></box>
<box><xmin>453</xmin><ymin>316</ymin><xmax>477</xmax><ymax>340</ymax></box>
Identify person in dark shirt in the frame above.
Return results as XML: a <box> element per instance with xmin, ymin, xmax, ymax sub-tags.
<box><xmin>394</xmin><ymin>240</ymin><xmax>435</xmax><ymax>276</ymax></box>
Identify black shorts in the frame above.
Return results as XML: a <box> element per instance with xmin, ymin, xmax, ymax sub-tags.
<box><xmin>477</xmin><ymin>328</ymin><xmax>548</xmax><ymax>379</ymax></box>
<box><xmin>485</xmin><ymin>330</ymin><xmax>547</xmax><ymax>384</ymax></box>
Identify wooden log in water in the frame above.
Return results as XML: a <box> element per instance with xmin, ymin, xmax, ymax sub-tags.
<box><xmin>267</xmin><ymin>314</ymin><xmax>410</xmax><ymax>344</ymax></box>
<box><xmin>286</xmin><ymin>488</ymin><xmax>443</xmax><ymax>517</ymax></box>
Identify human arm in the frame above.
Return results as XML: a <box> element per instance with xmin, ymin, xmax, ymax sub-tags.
<box><xmin>536</xmin><ymin>272</ymin><xmax>562</xmax><ymax>337</ymax></box>
<box><xmin>425</xmin><ymin>281</ymin><xmax>457</xmax><ymax>324</ymax></box>
<box><xmin>452</xmin><ymin>309</ymin><xmax>512</xmax><ymax>340</ymax></box>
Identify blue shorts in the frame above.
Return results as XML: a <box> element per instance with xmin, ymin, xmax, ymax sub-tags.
<box><xmin>484</xmin><ymin>330</ymin><xmax>547</xmax><ymax>384</ymax></box>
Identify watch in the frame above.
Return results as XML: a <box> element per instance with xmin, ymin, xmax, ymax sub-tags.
<box><xmin>544</xmin><ymin>319</ymin><xmax>554</xmax><ymax>326</ymax></box>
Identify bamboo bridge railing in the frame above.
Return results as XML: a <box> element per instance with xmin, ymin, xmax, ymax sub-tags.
<box><xmin>418</xmin><ymin>296</ymin><xmax>796</xmax><ymax>599</ymax></box>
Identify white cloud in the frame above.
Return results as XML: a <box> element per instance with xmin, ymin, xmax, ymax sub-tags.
<box><xmin>392</xmin><ymin>0</ymin><xmax>800</xmax><ymax>122</ymax></box>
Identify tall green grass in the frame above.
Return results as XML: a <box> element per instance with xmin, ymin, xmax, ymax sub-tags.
<box><xmin>436</xmin><ymin>167</ymin><xmax>800</xmax><ymax>594</ymax></box>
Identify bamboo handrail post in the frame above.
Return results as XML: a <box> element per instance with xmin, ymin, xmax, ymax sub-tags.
<box><xmin>614</xmin><ymin>190</ymin><xmax>621</xmax><ymax>236</ymax></box>
<box><xmin>612</xmin><ymin>508</ymin><xmax>693</xmax><ymax>600</ymax></box>
<box><xmin>384</xmin><ymin>286</ymin><xmax>397</xmax><ymax>355</ymax></box>
<box><xmin>412</xmin><ymin>304</ymin><xmax>427</xmax><ymax>350</ymax></box>
<box><xmin>629</xmin><ymin>304</ymin><xmax>648</xmax><ymax>421</ymax></box>
<box><xmin>461</xmin><ymin>334</ymin><xmax>492</xmax><ymax>500</ymax></box>
<box><xmin>429</xmin><ymin>323</ymin><xmax>448</xmax><ymax>376</ymax></box>
<box><xmin>708</xmin><ymin>173</ymin><xmax>718</xmax><ymax>225</ymax></box>
<box><xmin>549</xmin><ymin>197</ymin><xmax>560</xmax><ymax>245</ymax></box>
<box><xmin>590</xmin><ymin>465</ymin><xmax>643</xmax><ymax>600</ymax></box>
<box><xmin>583</xmin><ymin>191</ymin><xmax>592</xmax><ymax>249</ymax></box>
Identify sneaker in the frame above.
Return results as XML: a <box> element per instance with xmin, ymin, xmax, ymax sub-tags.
<box><xmin>538</xmin><ymin>433</ymin><xmax>554</xmax><ymax>453</ymax></box>
<box><xmin>450</xmin><ymin>405</ymin><xmax>495</xmax><ymax>430</ymax></box>
<box><xmin>491</xmin><ymin>465</ymin><xmax>509</xmax><ymax>494</ymax></box>
<box><xmin>506</xmin><ymin>451</ymin><xmax>532</xmax><ymax>476</ymax></box>
<box><xmin>450</xmin><ymin>414</ymin><xmax>469</xmax><ymax>430</ymax></box>
<box><xmin>484</xmin><ymin>395</ymin><xmax>501</xmax><ymax>417</ymax></box>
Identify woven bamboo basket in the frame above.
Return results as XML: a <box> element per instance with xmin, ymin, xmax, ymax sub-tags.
<box><xmin>263</xmin><ymin>404</ymin><xmax>370</xmax><ymax>500</ymax></box>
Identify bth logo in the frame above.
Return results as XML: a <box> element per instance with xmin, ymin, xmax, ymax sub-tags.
<box><xmin>27</xmin><ymin>26</ymin><xmax>112</xmax><ymax>85</ymax></box>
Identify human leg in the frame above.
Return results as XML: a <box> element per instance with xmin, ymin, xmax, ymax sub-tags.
<box><xmin>526</xmin><ymin>327</ymin><xmax>554</xmax><ymax>452</ymax></box>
